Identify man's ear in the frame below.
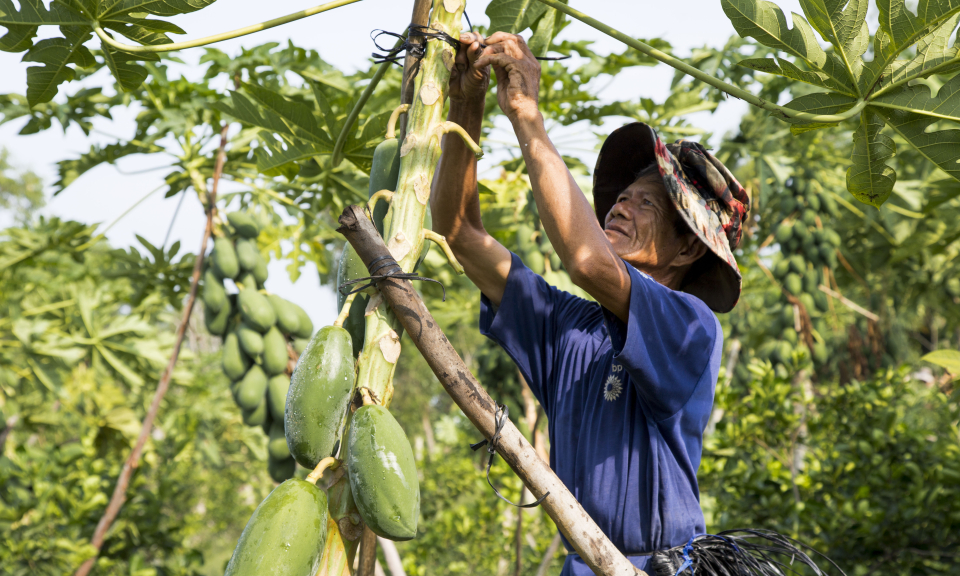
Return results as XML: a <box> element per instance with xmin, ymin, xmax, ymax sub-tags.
<box><xmin>675</xmin><ymin>235</ymin><xmax>708</xmax><ymax>267</ymax></box>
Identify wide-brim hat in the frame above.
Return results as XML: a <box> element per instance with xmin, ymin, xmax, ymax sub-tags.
<box><xmin>593</xmin><ymin>123</ymin><xmax>750</xmax><ymax>313</ymax></box>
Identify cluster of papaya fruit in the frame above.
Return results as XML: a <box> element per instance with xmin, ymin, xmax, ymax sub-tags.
<box><xmin>730</xmin><ymin>178</ymin><xmax>841</xmax><ymax>374</ymax></box>
<box><xmin>223</xmin><ymin>125</ymin><xmax>423</xmax><ymax>575</ymax></box>
<box><xmin>200</xmin><ymin>211</ymin><xmax>315</xmax><ymax>481</ymax></box>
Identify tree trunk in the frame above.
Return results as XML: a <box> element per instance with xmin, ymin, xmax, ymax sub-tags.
<box><xmin>337</xmin><ymin>205</ymin><xmax>644</xmax><ymax>576</ymax></box>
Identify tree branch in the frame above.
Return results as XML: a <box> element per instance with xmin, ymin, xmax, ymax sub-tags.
<box><xmin>337</xmin><ymin>205</ymin><xmax>644</xmax><ymax>576</ymax></box>
<box><xmin>73</xmin><ymin>124</ymin><xmax>230</xmax><ymax>576</ymax></box>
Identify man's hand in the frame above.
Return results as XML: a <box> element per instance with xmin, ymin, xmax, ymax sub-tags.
<box><xmin>449</xmin><ymin>32</ymin><xmax>489</xmax><ymax>105</ymax></box>
<box><xmin>474</xmin><ymin>32</ymin><xmax>541</xmax><ymax>123</ymax></box>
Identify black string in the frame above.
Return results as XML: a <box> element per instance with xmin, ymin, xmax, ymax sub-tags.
<box><xmin>372</xmin><ymin>23</ymin><xmax>570</xmax><ymax>65</ymax></box>
<box><xmin>470</xmin><ymin>403</ymin><xmax>549</xmax><ymax>508</ymax></box>
<box><xmin>337</xmin><ymin>253</ymin><xmax>447</xmax><ymax>301</ymax></box>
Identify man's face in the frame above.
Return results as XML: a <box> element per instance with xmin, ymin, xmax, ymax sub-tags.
<box><xmin>603</xmin><ymin>175</ymin><xmax>690</xmax><ymax>271</ymax></box>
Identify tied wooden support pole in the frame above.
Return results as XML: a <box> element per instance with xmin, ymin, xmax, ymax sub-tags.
<box><xmin>357</xmin><ymin>526</ymin><xmax>378</xmax><ymax>576</ymax></box>
<box><xmin>337</xmin><ymin>205</ymin><xmax>644</xmax><ymax>576</ymax></box>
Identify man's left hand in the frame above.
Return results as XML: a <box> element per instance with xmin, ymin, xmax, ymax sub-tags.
<box><xmin>474</xmin><ymin>32</ymin><xmax>541</xmax><ymax>124</ymax></box>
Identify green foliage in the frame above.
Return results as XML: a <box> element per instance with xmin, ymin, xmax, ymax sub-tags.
<box><xmin>0</xmin><ymin>149</ymin><xmax>44</xmax><ymax>225</ymax></box>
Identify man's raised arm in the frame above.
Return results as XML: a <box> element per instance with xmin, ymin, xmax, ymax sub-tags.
<box><xmin>474</xmin><ymin>33</ymin><xmax>633</xmax><ymax>321</ymax></box>
<box><xmin>430</xmin><ymin>33</ymin><xmax>513</xmax><ymax>306</ymax></box>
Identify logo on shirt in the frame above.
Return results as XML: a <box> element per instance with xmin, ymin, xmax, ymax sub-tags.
<box><xmin>604</xmin><ymin>364</ymin><xmax>624</xmax><ymax>401</ymax></box>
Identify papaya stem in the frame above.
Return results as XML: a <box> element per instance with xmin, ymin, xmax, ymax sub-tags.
<box><xmin>422</xmin><ymin>230</ymin><xmax>464</xmax><ymax>274</ymax></box>
<box><xmin>334</xmin><ymin>293</ymin><xmax>357</xmax><ymax>328</ymax></box>
<box><xmin>386</xmin><ymin>104</ymin><xmax>411</xmax><ymax>139</ymax></box>
<box><xmin>359</xmin><ymin>387</ymin><xmax>379</xmax><ymax>406</ymax></box>
<box><xmin>367</xmin><ymin>190</ymin><xmax>394</xmax><ymax>216</ymax></box>
<box><xmin>436</xmin><ymin>121</ymin><xmax>483</xmax><ymax>158</ymax></box>
<box><xmin>306</xmin><ymin>456</ymin><xmax>341</xmax><ymax>485</ymax></box>
<box><xmin>533</xmin><ymin>0</ymin><xmax>866</xmax><ymax>124</ymax></box>
<box><xmin>92</xmin><ymin>0</ymin><xmax>362</xmax><ymax>55</ymax></box>
<box><xmin>331</xmin><ymin>36</ymin><xmax>405</xmax><ymax>167</ymax></box>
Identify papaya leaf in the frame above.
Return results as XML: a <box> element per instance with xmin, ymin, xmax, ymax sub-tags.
<box><xmin>777</xmin><ymin>92</ymin><xmax>859</xmax><ymax>126</ymax></box>
<box><xmin>862</xmin><ymin>0</ymin><xmax>960</xmax><ymax>92</ymax></box>
<box><xmin>255</xmin><ymin>142</ymin><xmax>328</xmax><ymax>176</ymax></box>
<box><xmin>738</xmin><ymin>56</ymin><xmax>855</xmax><ymax>94</ymax></box>
<box><xmin>847</xmin><ymin>109</ymin><xmax>897</xmax><ymax>207</ymax></box>
<box><xmin>873</xmin><ymin>107</ymin><xmax>960</xmax><ymax>181</ymax></box>
<box><xmin>798</xmin><ymin>0</ymin><xmax>870</xmax><ymax>84</ymax></box>
<box><xmin>921</xmin><ymin>349</ymin><xmax>960</xmax><ymax>378</ymax></box>
<box><xmin>486</xmin><ymin>0</ymin><xmax>548</xmax><ymax>33</ymax></box>
<box><xmin>0</xmin><ymin>0</ymin><xmax>87</xmax><ymax>52</ymax></box>
<box><xmin>871</xmin><ymin>72</ymin><xmax>960</xmax><ymax>123</ymax></box>
<box><xmin>527</xmin><ymin>0</ymin><xmax>567</xmax><ymax>57</ymax></box>
<box><xmin>879</xmin><ymin>12</ymin><xmax>960</xmax><ymax>89</ymax></box>
<box><xmin>721</xmin><ymin>0</ymin><xmax>856</xmax><ymax>90</ymax></box>
<box><xmin>22</xmin><ymin>28</ymin><xmax>96</xmax><ymax>106</ymax></box>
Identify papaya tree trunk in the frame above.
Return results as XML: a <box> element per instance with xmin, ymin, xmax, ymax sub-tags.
<box><xmin>337</xmin><ymin>206</ymin><xmax>645</xmax><ymax>576</ymax></box>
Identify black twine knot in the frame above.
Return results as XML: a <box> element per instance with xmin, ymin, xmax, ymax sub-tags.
<box><xmin>470</xmin><ymin>403</ymin><xmax>549</xmax><ymax>508</ymax></box>
<box><xmin>371</xmin><ymin>24</ymin><xmax>462</xmax><ymax>65</ymax></box>
<box><xmin>337</xmin><ymin>253</ymin><xmax>447</xmax><ymax>301</ymax></box>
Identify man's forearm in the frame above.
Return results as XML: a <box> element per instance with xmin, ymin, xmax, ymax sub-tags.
<box><xmin>430</xmin><ymin>99</ymin><xmax>484</xmax><ymax>242</ymax></box>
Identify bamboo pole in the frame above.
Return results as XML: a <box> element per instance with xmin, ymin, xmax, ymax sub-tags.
<box><xmin>337</xmin><ymin>205</ymin><xmax>644</xmax><ymax>576</ymax></box>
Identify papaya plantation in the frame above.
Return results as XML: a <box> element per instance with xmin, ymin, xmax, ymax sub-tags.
<box><xmin>1</xmin><ymin>0</ymin><xmax>959</xmax><ymax>575</ymax></box>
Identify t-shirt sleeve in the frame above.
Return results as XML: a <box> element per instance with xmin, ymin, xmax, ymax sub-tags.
<box><xmin>479</xmin><ymin>252</ymin><xmax>594</xmax><ymax>413</ymax></box>
<box><xmin>602</xmin><ymin>262</ymin><xmax>719</xmax><ymax>421</ymax></box>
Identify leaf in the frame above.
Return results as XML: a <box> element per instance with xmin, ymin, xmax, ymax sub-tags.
<box><xmin>486</xmin><ymin>0</ymin><xmax>549</xmax><ymax>33</ymax></box>
<box><xmin>921</xmin><ymin>349</ymin><xmax>960</xmax><ymax>377</ymax></box>
<box><xmin>862</xmin><ymin>0</ymin><xmax>960</xmax><ymax>91</ymax></box>
<box><xmin>0</xmin><ymin>0</ymin><xmax>87</xmax><ymax>52</ymax></box>
<box><xmin>776</xmin><ymin>91</ymin><xmax>858</xmax><ymax>128</ymax></box>
<box><xmin>847</xmin><ymin>109</ymin><xmax>897</xmax><ymax>207</ymax></box>
<box><xmin>799</xmin><ymin>0</ymin><xmax>870</xmax><ymax>83</ymax></box>
<box><xmin>242</xmin><ymin>83</ymin><xmax>333</xmax><ymax>147</ymax></box>
<box><xmin>871</xmin><ymin>72</ymin><xmax>960</xmax><ymax>124</ymax></box>
<box><xmin>738</xmin><ymin>56</ymin><xmax>855</xmax><ymax>94</ymax></box>
<box><xmin>527</xmin><ymin>1</ymin><xmax>567</xmax><ymax>57</ymax></box>
<box><xmin>873</xmin><ymin>106</ymin><xmax>960</xmax><ymax>182</ymax></box>
<box><xmin>880</xmin><ymin>13</ymin><xmax>960</xmax><ymax>89</ymax></box>
<box><xmin>22</xmin><ymin>28</ymin><xmax>95</xmax><ymax>106</ymax></box>
<box><xmin>254</xmin><ymin>142</ymin><xmax>328</xmax><ymax>176</ymax></box>
<box><xmin>720</xmin><ymin>0</ymin><xmax>855</xmax><ymax>89</ymax></box>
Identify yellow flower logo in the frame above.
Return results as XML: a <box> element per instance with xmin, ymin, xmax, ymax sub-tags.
<box><xmin>604</xmin><ymin>374</ymin><xmax>623</xmax><ymax>401</ymax></box>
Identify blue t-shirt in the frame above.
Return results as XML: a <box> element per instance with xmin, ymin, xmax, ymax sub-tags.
<box><xmin>479</xmin><ymin>253</ymin><xmax>722</xmax><ymax>576</ymax></box>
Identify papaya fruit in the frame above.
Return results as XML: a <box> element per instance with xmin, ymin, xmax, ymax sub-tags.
<box><xmin>236</xmin><ymin>271</ymin><xmax>258</xmax><ymax>291</ymax></box>
<box><xmin>202</xmin><ymin>269</ymin><xmax>227</xmax><ymax>313</ymax></box>
<box><xmin>516</xmin><ymin>224</ymin><xmax>535</xmax><ymax>253</ymax></box>
<box><xmin>789</xmin><ymin>255</ymin><xmax>805</xmax><ymax>274</ymax></box>
<box><xmin>823</xmin><ymin>194</ymin><xmax>839</xmax><ymax>217</ymax></box>
<box><xmin>268</xmin><ymin>421</ymin><xmax>290</xmax><ymax>460</ymax></box>
<box><xmin>204</xmin><ymin>299</ymin><xmax>231</xmax><ymax>336</ymax></box>
<box><xmin>293</xmin><ymin>338</ymin><xmax>310</xmax><ymax>355</ymax></box>
<box><xmin>236</xmin><ymin>237</ymin><xmax>259</xmax><ymax>271</ymax></box>
<box><xmin>291</xmin><ymin>303</ymin><xmax>313</xmax><ymax>339</ymax></box>
<box><xmin>237</xmin><ymin>323</ymin><xmax>265</xmax><ymax>357</ymax></box>
<box><xmin>368</xmin><ymin>137</ymin><xmax>402</xmax><ymax>232</ymax></box>
<box><xmin>336</xmin><ymin>244</ymin><xmax>368</xmax><ymax>313</ymax></box>
<box><xmin>242</xmin><ymin>400</ymin><xmax>268</xmax><ymax>427</ymax></box>
<box><xmin>773</xmin><ymin>259</ymin><xmax>790</xmax><ymax>280</ymax></box>
<box><xmin>525</xmin><ymin>247</ymin><xmax>545</xmax><ymax>275</ymax></box>
<box><xmin>783</xmin><ymin>328</ymin><xmax>798</xmax><ymax>345</ymax></box>
<box><xmin>346</xmin><ymin>405</ymin><xmax>420</xmax><ymax>541</ymax></box>
<box><xmin>252</xmin><ymin>253</ymin><xmax>269</xmax><ymax>286</ymax></box>
<box><xmin>814</xmin><ymin>291</ymin><xmax>829</xmax><ymax>312</ymax></box>
<box><xmin>774</xmin><ymin>222</ymin><xmax>793</xmax><ymax>244</ymax></box>
<box><xmin>224</xmin><ymin>478</ymin><xmax>326</xmax><ymax>575</ymax></box>
<box><xmin>794</xmin><ymin>223</ymin><xmax>810</xmax><ymax>242</ymax></box>
<box><xmin>223</xmin><ymin>332</ymin><xmax>252</xmax><ymax>381</ymax></box>
<box><xmin>807</xmin><ymin>193</ymin><xmax>821</xmax><ymax>211</ymax></box>
<box><xmin>784</xmin><ymin>273</ymin><xmax>802</xmax><ymax>295</ymax></box>
<box><xmin>227</xmin><ymin>211</ymin><xmax>260</xmax><ymax>239</ymax></box>
<box><xmin>267</xmin><ymin>373</ymin><xmax>290</xmax><ymax>422</ymax></box>
<box><xmin>262</xmin><ymin>326</ymin><xmax>290</xmax><ymax>376</ymax></box>
<box><xmin>802</xmin><ymin>209</ymin><xmax>818</xmax><ymax>226</ymax></box>
<box><xmin>803</xmin><ymin>269</ymin><xmax>819</xmax><ymax>294</ymax></box>
<box><xmin>213</xmin><ymin>237</ymin><xmax>240</xmax><ymax>280</ymax></box>
<box><xmin>268</xmin><ymin>294</ymin><xmax>301</xmax><ymax>335</ymax></box>
<box><xmin>342</xmin><ymin>293</ymin><xmax>367</xmax><ymax>359</ymax></box>
<box><xmin>799</xmin><ymin>293</ymin><xmax>817</xmax><ymax>314</ymax></box>
<box><xmin>780</xmin><ymin>305</ymin><xmax>794</xmax><ymax>328</ymax></box>
<box><xmin>236</xmin><ymin>365</ymin><xmax>268</xmax><ymax>411</ymax></box>
<box><xmin>238</xmin><ymin>288</ymin><xmax>276</xmax><ymax>332</ymax></box>
<box><xmin>550</xmin><ymin>252</ymin><xmax>562</xmax><ymax>271</ymax></box>
<box><xmin>285</xmin><ymin>326</ymin><xmax>355</xmax><ymax>469</ymax></box>
<box><xmin>947</xmin><ymin>277</ymin><xmax>960</xmax><ymax>298</ymax></box>
<box><xmin>267</xmin><ymin>455</ymin><xmax>297</xmax><ymax>483</ymax></box>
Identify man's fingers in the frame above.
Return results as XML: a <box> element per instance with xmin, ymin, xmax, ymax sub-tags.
<box><xmin>483</xmin><ymin>31</ymin><xmax>525</xmax><ymax>46</ymax></box>
<box><xmin>474</xmin><ymin>46</ymin><xmax>514</xmax><ymax>70</ymax></box>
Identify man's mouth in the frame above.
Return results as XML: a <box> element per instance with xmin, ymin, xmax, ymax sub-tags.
<box><xmin>605</xmin><ymin>223</ymin><xmax>630</xmax><ymax>238</ymax></box>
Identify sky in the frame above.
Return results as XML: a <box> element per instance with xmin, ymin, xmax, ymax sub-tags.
<box><xmin>0</xmin><ymin>0</ymin><xmax>805</xmax><ymax>327</ymax></box>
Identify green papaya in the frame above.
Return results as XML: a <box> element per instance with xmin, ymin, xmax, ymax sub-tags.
<box><xmin>774</xmin><ymin>222</ymin><xmax>793</xmax><ymax>244</ymax></box>
<box><xmin>783</xmin><ymin>328</ymin><xmax>798</xmax><ymax>345</ymax></box>
<box><xmin>780</xmin><ymin>305</ymin><xmax>794</xmax><ymax>328</ymax></box>
<box><xmin>236</xmin><ymin>271</ymin><xmax>258</xmax><ymax>291</ymax></box>
<box><xmin>516</xmin><ymin>224</ymin><xmax>535</xmax><ymax>253</ymax></box>
<box><xmin>773</xmin><ymin>259</ymin><xmax>790</xmax><ymax>280</ymax></box>
<box><xmin>223</xmin><ymin>333</ymin><xmax>252</xmax><ymax>381</ymax></box>
<box><xmin>262</xmin><ymin>326</ymin><xmax>290</xmax><ymax>376</ymax></box>
<box><xmin>799</xmin><ymin>293</ymin><xmax>817</xmax><ymax>314</ymax></box>
<box><xmin>794</xmin><ymin>223</ymin><xmax>810</xmax><ymax>242</ymax></box>
<box><xmin>293</xmin><ymin>338</ymin><xmax>310</xmax><ymax>355</ymax></box>
<box><xmin>268</xmin><ymin>294</ymin><xmax>301</xmax><ymax>335</ymax></box>
<box><xmin>807</xmin><ymin>193</ymin><xmax>821</xmax><ymax>211</ymax></box>
<box><xmin>336</xmin><ymin>244</ymin><xmax>368</xmax><ymax>313</ymax></box>
<box><xmin>789</xmin><ymin>255</ymin><xmax>805</xmax><ymax>274</ymax></box>
<box><xmin>267</xmin><ymin>456</ymin><xmax>297</xmax><ymax>483</ymax></box>
<box><xmin>268</xmin><ymin>421</ymin><xmax>291</xmax><ymax>460</ymax></box>
<box><xmin>525</xmin><ymin>248</ymin><xmax>545</xmax><ymax>275</ymax></box>
<box><xmin>947</xmin><ymin>277</ymin><xmax>960</xmax><ymax>298</ymax></box>
<box><xmin>550</xmin><ymin>252</ymin><xmax>562</xmax><ymax>271</ymax></box>
<box><xmin>202</xmin><ymin>269</ymin><xmax>227</xmax><ymax>313</ymax></box>
<box><xmin>223</xmin><ymin>478</ymin><xmax>326</xmax><ymax>575</ymax></box>
<box><xmin>238</xmin><ymin>288</ymin><xmax>276</xmax><ymax>332</ymax></box>
<box><xmin>242</xmin><ymin>400</ymin><xmax>268</xmax><ymax>427</ymax></box>
<box><xmin>227</xmin><ymin>211</ymin><xmax>260</xmax><ymax>239</ymax></box>
<box><xmin>346</xmin><ymin>405</ymin><xmax>420</xmax><ymax>541</ymax></box>
<box><xmin>204</xmin><ymin>299</ymin><xmax>231</xmax><ymax>336</ymax></box>
<box><xmin>213</xmin><ymin>237</ymin><xmax>240</xmax><ymax>279</ymax></box>
<box><xmin>291</xmin><ymin>303</ymin><xmax>314</xmax><ymax>339</ymax></box>
<box><xmin>812</xmin><ymin>341</ymin><xmax>829</xmax><ymax>364</ymax></box>
<box><xmin>784</xmin><ymin>273</ymin><xmax>802</xmax><ymax>295</ymax></box>
<box><xmin>267</xmin><ymin>373</ymin><xmax>290</xmax><ymax>422</ymax></box>
<box><xmin>803</xmin><ymin>269</ymin><xmax>819</xmax><ymax>294</ymax></box>
<box><xmin>814</xmin><ymin>291</ymin><xmax>829</xmax><ymax>312</ymax></box>
<box><xmin>236</xmin><ymin>237</ymin><xmax>259</xmax><ymax>271</ymax></box>
<box><xmin>252</xmin><ymin>253</ymin><xmax>269</xmax><ymax>286</ymax></box>
<box><xmin>819</xmin><ymin>244</ymin><xmax>835</xmax><ymax>264</ymax></box>
<box><xmin>368</xmin><ymin>137</ymin><xmax>402</xmax><ymax>231</ymax></box>
<box><xmin>237</xmin><ymin>323</ymin><xmax>265</xmax><ymax>357</ymax></box>
<box><xmin>823</xmin><ymin>194</ymin><xmax>839</xmax><ymax>217</ymax></box>
<box><xmin>285</xmin><ymin>326</ymin><xmax>355</xmax><ymax>469</ymax></box>
<box><xmin>802</xmin><ymin>209</ymin><xmax>818</xmax><ymax>226</ymax></box>
<box><xmin>236</xmin><ymin>365</ymin><xmax>268</xmax><ymax>411</ymax></box>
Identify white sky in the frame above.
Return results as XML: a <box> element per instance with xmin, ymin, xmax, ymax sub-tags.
<box><xmin>0</xmin><ymin>0</ymin><xmax>804</xmax><ymax>327</ymax></box>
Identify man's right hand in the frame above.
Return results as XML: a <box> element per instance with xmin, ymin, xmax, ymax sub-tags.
<box><xmin>449</xmin><ymin>32</ymin><xmax>489</xmax><ymax>105</ymax></box>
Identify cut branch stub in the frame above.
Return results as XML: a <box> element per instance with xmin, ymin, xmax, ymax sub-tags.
<box><xmin>337</xmin><ymin>205</ymin><xmax>645</xmax><ymax>576</ymax></box>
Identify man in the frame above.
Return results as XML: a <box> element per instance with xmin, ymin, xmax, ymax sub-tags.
<box><xmin>430</xmin><ymin>32</ymin><xmax>750</xmax><ymax>575</ymax></box>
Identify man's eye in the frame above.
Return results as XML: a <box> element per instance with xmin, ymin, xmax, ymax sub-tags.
<box><xmin>643</xmin><ymin>199</ymin><xmax>653</xmax><ymax>206</ymax></box>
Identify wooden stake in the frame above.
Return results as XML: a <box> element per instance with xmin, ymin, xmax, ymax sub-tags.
<box><xmin>337</xmin><ymin>205</ymin><xmax>644</xmax><ymax>576</ymax></box>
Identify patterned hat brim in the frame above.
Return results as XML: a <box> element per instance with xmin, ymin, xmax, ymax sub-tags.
<box><xmin>593</xmin><ymin>123</ymin><xmax>743</xmax><ymax>313</ymax></box>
